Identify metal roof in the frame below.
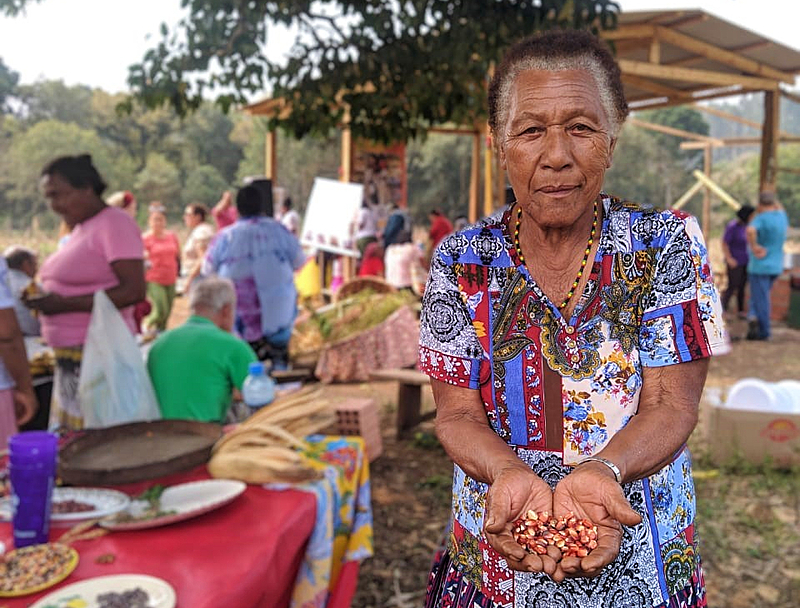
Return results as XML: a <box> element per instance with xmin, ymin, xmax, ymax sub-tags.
<box><xmin>604</xmin><ymin>9</ymin><xmax>800</xmax><ymax>110</ymax></box>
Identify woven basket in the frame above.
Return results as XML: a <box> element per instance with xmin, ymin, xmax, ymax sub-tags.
<box><xmin>334</xmin><ymin>276</ymin><xmax>396</xmax><ymax>303</ymax></box>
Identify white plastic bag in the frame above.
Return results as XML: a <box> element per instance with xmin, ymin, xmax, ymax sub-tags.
<box><xmin>78</xmin><ymin>291</ymin><xmax>161</xmax><ymax>428</ymax></box>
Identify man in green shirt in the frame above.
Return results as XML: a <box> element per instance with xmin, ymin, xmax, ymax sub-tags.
<box><xmin>147</xmin><ymin>276</ymin><xmax>256</xmax><ymax>423</ymax></box>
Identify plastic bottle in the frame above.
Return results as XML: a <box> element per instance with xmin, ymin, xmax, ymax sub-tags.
<box><xmin>242</xmin><ymin>362</ymin><xmax>275</xmax><ymax>410</ymax></box>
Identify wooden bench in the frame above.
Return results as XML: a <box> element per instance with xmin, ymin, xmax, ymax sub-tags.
<box><xmin>369</xmin><ymin>368</ymin><xmax>434</xmax><ymax>437</ymax></box>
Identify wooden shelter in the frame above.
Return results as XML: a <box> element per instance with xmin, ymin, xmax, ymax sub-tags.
<box><xmin>245</xmin><ymin>9</ymin><xmax>800</xmax><ymax>222</ymax></box>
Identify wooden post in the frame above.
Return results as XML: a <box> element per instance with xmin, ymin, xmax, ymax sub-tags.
<box><xmin>483</xmin><ymin>124</ymin><xmax>493</xmax><ymax>218</ymax></box>
<box><xmin>702</xmin><ymin>144</ymin><xmax>712</xmax><ymax>236</ymax></box>
<box><xmin>264</xmin><ymin>129</ymin><xmax>277</xmax><ymax>181</ymax></box>
<box><xmin>759</xmin><ymin>90</ymin><xmax>780</xmax><ymax>192</ymax></box>
<box><xmin>340</xmin><ymin>106</ymin><xmax>355</xmax><ymax>282</ymax></box>
<box><xmin>469</xmin><ymin>130</ymin><xmax>480</xmax><ymax>223</ymax></box>
<box><xmin>340</xmin><ymin>106</ymin><xmax>353</xmax><ymax>184</ymax></box>
<box><xmin>496</xmin><ymin>151</ymin><xmax>506</xmax><ymax>209</ymax></box>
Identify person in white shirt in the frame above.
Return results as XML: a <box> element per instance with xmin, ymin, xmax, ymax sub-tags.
<box><xmin>3</xmin><ymin>246</ymin><xmax>41</xmax><ymax>336</ymax></box>
<box><xmin>279</xmin><ymin>197</ymin><xmax>301</xmax><ymax>236</ymax></box>
<box><xmin>182</xmin><ymin>204</ymin><xmax>216</xmax><ymax>290</ymax></box>
<box><xmin>384</xmin><ymin>230</ymin><xmax>426</xmax><ymax>294</ymax></box>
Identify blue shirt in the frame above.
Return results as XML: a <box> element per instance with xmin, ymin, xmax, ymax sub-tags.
<box><xmin>748</xmin><ymin>208</ymin><xmax>788</xmax><ymax>276</ymax></box>
<box><xmin>204</xmin><ymin>217</ymin><xmax>305</xmax><ymax>342</ymax></box>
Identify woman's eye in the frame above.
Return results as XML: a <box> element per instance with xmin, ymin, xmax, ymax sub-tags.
<box><xmin>571</xmin><ymin>123</ymin><xmax>593</xmax><ymax>133</ymax></box>
<box><xmin>521</xmin><ymin>126</ymin><xmax>543</xmax><ymax>135</ymax></box>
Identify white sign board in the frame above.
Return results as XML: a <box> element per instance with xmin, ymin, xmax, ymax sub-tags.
<box><xmin>301</xmin><ymin>177</ymin><xmax>364</xmax><ymax>257</ymax></box>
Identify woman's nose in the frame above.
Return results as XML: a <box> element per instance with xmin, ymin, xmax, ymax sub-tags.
<box><xmin>540</xmin><ymin>128</ymin><xmax>573</xmax><ymax>171</ymax></box>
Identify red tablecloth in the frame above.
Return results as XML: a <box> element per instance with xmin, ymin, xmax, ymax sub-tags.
<box><xmin>1</xmin><ymin>466</ymin><xmax>358</xmax><ymax>608</ymax></box>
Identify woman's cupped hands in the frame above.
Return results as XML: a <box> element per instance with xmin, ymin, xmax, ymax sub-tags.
<box><xmin>483</xmin><ymin>463</ymin><xmax>641</xmax><ymax>581</ymax></box>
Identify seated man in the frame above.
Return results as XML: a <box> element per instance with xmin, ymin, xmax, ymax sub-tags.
<box><xmin>147</xmin><ymin>276</ymin><xmax>256</xmax><ymax>423</ymax></box>
<box><xmin>3</xmin><ymin>246</ymin><xmax>41</xmax><ymax>336</ymax></box>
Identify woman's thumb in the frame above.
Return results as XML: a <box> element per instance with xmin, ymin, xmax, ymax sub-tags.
<box><xmin>484</xmin><ymin>489</ymin><xmax>511</xmax><ymax>533</ymax></box>
<box><xmin>607</xmin><ymin>492</ymin><xmax>643</xmax><ymax>527</ymax></box>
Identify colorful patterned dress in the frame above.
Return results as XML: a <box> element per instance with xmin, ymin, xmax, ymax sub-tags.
<box><xmin>419</xmin><ymin>195</ymin><xmax>729</xmax><ymax>608</ymax></box>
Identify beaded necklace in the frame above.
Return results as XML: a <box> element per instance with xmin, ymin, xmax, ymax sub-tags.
<box><xmin>513</xmin><ymin>200</ymin><xmax>599</xmax><ymax>311</ymax></box>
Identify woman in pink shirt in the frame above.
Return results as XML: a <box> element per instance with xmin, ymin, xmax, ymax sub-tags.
<box><xmin>24</xmin><ymin>155</ymin><xmax>145</xmax><ymax>430</ymax></box>
<box><xmin>142</xmin><ymin>208</ymin><xmax>180</xmax><ymax>333</ymax></box>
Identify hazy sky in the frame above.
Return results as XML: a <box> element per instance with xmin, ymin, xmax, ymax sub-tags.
<box><xmin>0</xmin><ymin>0</ymin><xmax>796</xmax><ymax>94</ymax></box>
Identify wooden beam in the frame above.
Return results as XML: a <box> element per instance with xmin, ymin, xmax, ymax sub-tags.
<box><xmin>673</xmin><ymin>180</ymin><xmax>703</xmax><ymax>210</ymax></box>
<box><xmin>264</xmin><ymin>129</ymin><xmax>277</xmax><ymax>181</ymax></box>
<box><xmin>483</xmin><ymin>125</ymin><xmax>493</xmax><ymax>217</ymax></box>
<box><xmin>702</xmin><ymin>145</ymin><xmax>712</xmax><ymax>236</ymax></box>
<box><xmin>618</xmin><ymin>60</ymin><xmax>780</xmax><ymax>91</ymax></box>
<box><xmin>628</xmin><ymin>117</ymin><xmax>722</xmax><ymax>144</ymax></box>
<box><xmin>649</xmin><ymin>39</ymin><xmax>661</xmax><ymax>65</ymax></box>
<box><xmin>622</xmin><ymin>74</ymin><xmax>688</xmax><ymax>99</ymax></box>
<box><xmin>652</xmin><ymin>25</ymin><xmax>796</xmax><ymax>84</ymax></box>
<box><xmin>340</xmin><ymin>105</ymin><xmax>352</xmax><ymax>183</ymax></box>
<box><xmin>629</xmin><ymin>86</ymin><xmax>758</xmax><ymax>110</ymax></box>
<box><xmin>691</xmin><ymin>103</ymin><xmax>796</xmax><ymax>138</ymax></box>
<box><xmin>692</xmin><ymin>170</ymin><xmax>740</xmax><ymax>210</ymax></box>
<box><xmin>601</xmin><ymin>24</ymin><xmax>656</xmax><ymax>41</ymax></box>
<box><xmin>428</xmin><ymin>126</ymin><xmax>480</xmax><ymax>136</ymax></box>
<box><xmin>469</xmin><ymin>132</ymin><xmax>480</xmax><ymax>223</ymax></box>
<box><xmin>760</xmin><ymin>90</ymin><xmax>780</xmax><ymax>191</ymax></box>
<box><xmin>781</xmin><ymin>88</ymin><xmax>800</xmax><ymax>106</ymax></box>
<box><xmin>681</xmin><ymin>135</ymin><xmax>800</xmax><ymax>149</ymax></box>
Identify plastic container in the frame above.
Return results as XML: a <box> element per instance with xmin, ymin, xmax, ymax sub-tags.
<box><xmin>242</xmin><ymin>362</ymin><xmax>276</xmax><ymax>410</ymax></box>
<box><xmin>724</xmin><ymin>378</ymin><xmax>800</xmax><ymax>414</ymax></box>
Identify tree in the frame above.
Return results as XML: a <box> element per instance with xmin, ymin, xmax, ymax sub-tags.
<box><xmin>121</xmin><ymin>0</ymin><xmax>619</xmax><ymax>142</ymax></box>
<box><xmin>183</xmin><ymin>164</ymin><xmax>228</xmax><ymax>207</ymax></box>
<box><xmin>0</xmin><ymin>119</ymin><xmax>134</xmax><ymax>227</ymax></box>
<box><xmin>15</xmin><ymin>81</ymin><xmax>94</xmax><ymax>127</ymax></box>
<box><xmin>134</xmin><ymin>152</ymin><xmax>182</xmax><ymax>213</ymax></box>
<box><xmin>407</xmin><ymin>133</ymin><xmax>472</xmax><ymax>222</ymax></box>
<box><xmin>0</xmin><ymin>57</ymin><xmax>19</xmax><ymax>112</ymax></box>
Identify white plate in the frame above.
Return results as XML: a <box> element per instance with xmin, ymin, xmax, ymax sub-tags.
<box><xmin>0</xmin><ymin>487</ymin><xmax>130</xmax><ymax>526</ymax></box>
<box><xmin>101</xmin><ymin>479</ymin><xmax>246</xmax><ymax>531</ymax></box>
<box><xmin>29</xmin><ymin>573</ymin><xmax>176</xmax><ymax>608</ymax></box>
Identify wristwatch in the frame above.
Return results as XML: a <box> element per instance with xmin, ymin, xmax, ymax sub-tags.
<box><xmin>577</xmin><ymin>456</ymin><xmax>623</xmax><ymax>484</ymax></box>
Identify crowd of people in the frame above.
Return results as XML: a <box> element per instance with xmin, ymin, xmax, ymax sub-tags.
<box><xmin>0</xmin><ymin>145</ymin><xmax>476</xmax><ymax>445</ymax></box>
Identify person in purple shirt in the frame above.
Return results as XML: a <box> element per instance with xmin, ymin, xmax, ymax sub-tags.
<box><xmin>721</xmin><ymin>204</ymin><xmax>755</xmax><ymax>317</ymax></box>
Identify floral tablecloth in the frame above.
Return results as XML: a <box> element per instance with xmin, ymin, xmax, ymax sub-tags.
<box><xmin>272</xmin><ymin>434</ymin><xmax>374</xmax><ymax>608</ymax></box>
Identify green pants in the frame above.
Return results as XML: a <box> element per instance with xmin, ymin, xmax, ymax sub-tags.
<box><xmin>144</xmin><ymin>282</ymin><xmax>176</xmax><ymax>332</ymax></box>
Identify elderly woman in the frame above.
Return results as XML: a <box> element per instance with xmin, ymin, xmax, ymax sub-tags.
<box><xmin>420</xmin><ymin>31</ymin><xmax>728</xmax><ymax>607</ymax></box>
<box><xmin>24</xmin><ymin>155</ymin><xmax>145</xmax><ymax>430</ymax></box>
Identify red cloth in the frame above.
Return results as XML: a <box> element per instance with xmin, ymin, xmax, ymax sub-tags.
<box><xmin>1</xmin><ymin>467</ymin><xmax>332</xmax><ymax>608</ymax></box>
<box><xmin>429</xmin><ymin>215</ymin><xmax>454</xmax><ymax>249</ymax></box>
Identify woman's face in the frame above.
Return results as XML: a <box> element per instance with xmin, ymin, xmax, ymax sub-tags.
<box><xmin>499</xmin><ymin>69</ymin><xmax>616</xmax><ymax>229</ymax></box>
<box><xmin>183</xmin><ymin>207</ymin><xmax>199</xmax><ymax>228</ymax></box>
<box><xmin>40</xmin><ymin>173</ymin><xmax>95</xmax><ymax>226</ymax></box>
<box><xmin>149</xmin><ymin>211</ymin><xmax>166</xmax><ymax>233</ymax></box>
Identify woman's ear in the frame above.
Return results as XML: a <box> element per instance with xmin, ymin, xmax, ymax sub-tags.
<box><xmin>497</xmin><ymin>134</ymin><xmax>508</xmax><ymax>170</ymax></box>
<box><xmin>606</xmin><ymin>137</ymin><xmax>618</xmax><ymax>169</ymax></box>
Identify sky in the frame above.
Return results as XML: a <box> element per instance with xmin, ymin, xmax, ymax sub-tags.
<box><xmin>0</xmin><ymin>0</ymin><xmax>796</xmax><ymax>95</ymax></box>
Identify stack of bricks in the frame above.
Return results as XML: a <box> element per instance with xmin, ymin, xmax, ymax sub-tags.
<box><xmin>335</xmin><ymin>397</ymin><xmax>383</xmax><ymax>461</ymax></box>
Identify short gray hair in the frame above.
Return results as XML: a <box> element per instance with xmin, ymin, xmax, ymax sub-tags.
<box><xmin>190</xmin><ymin>276</ymin><xmax>236</xmax><ymax>313</ymax></box>
<box><xmin>489</xmin><ymin>30</ymin><xmax>629</xmax><ymax>142</ymax></box>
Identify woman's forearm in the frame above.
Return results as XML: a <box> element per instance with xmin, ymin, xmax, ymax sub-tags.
<box><xmin>433</xmin><ymin>380</ymin><xmax>530</xmax><ymax>485</ymax></box>
<box><xmin>590</xmin><ymin>358</ymin><xmax>708</xmax><ymax>483</ymax></box>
